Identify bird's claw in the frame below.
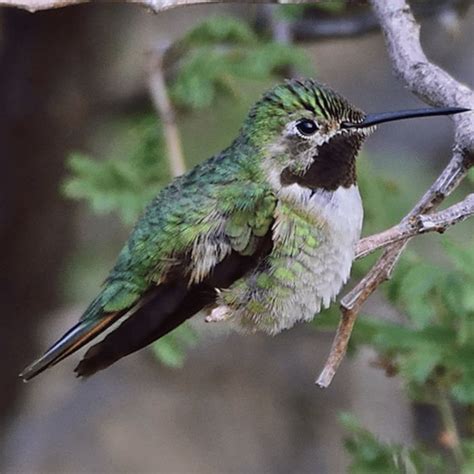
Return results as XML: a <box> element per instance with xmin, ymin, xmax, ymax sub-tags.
<box><xmin>205</xmin><ymin>305</ymin><xmax>232</xmax><ymax>323</ymax></box>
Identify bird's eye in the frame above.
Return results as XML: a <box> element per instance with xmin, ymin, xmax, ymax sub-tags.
<box><xmin>296</xmin><ymin>119</ymin><xmax>318</xmax><ymax>136</ymax></box>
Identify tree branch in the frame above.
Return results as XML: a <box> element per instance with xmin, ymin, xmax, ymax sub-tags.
<box><xmin>0</xmin><ymin>0</ymin><xmax>89</xmax><ymax>11</ymax></box>
<box><xmin>0</xmin><ymin>0</ymin><xmax>285</xmax><ymax>14</ymax></box>
<box><xmin>316</xmin><ymin>0</ymin><xmax>474</xmax><ymax>388</ymax></box>
<box><xmin>4</xmin><ymin>0</ymin><xmax>467</xmax><ymax>28</ymax></box>
<box><xmin>355</xmin><ymin>193</ymin><xmax>474</xmax><ymax>260</ymax></box>
<box><xmin>291</xmin><ymin>0</ymin><xmax>467</xmax><ymax>41</ymax></box>
<box><xmin>148</xmin><ymin>44</ymin><xmax>187</xmax><ymax>177</ymax></box>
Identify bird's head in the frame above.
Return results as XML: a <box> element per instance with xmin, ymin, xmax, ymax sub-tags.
<box><xmin>242</xmin><ymin>79</ymin><xmax>468</xmax><ymax>192</ymax></box>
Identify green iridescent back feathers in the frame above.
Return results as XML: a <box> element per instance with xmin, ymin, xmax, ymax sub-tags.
<box><xmin>20</xmin><ymin>78</ymin><xmax>469</xmax><ymax>380</ymax></box>
<box><xmin>20</xmin><ymin>79</ymin><xmax>368</xmax><ymax>380</ymax></box>
<box><xmin>91</xmin><ymin>80</ymin><xmax>358</xmax><ymax>318</ymax></box>
<box><xmin>81</xmin><ymin>142</ymin><xmax>267</xmax><ymax>320</ymax></box>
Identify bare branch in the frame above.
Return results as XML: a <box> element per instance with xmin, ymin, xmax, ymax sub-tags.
<box><xmin>0</xmin><ymin>0</ymin><xmax>89</xmax><ymax>11</ymax></box>
<box><xmin>5</xmin><ymin>0</ymin><xmax>467</xmax><ymax>28</ymax></box>
<box><xmin>356</xmin><ymin>193</ymin><xmax>474</xmax><ymax>260</ymax></box>
<box><xmin>316</xmin><ymin>306</ymin><xmax>358</xmax><ymax>388</ymax></box>
<box><xmin>148</xmin><ymin>44</ymin><xmax>187</xmax><ymax>177</ymax></box>
<box><xmin>0</xmin><ymin>0</ymin><xmax>222</xmax><ymax>13</ymax></box>
<box><xmin>0</xmin><ymin>0</ymin><xmax>286</xmax><ymax>14</ymax></box>
<box><xmin>316</xmin><ymin>0</ymin><xmax>474</xmax><ymax>388</ymax></box>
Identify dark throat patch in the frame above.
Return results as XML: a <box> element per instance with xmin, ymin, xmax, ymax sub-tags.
<box><xmin>280</xmin><ymin>133</ymin><xmax>363</xmax><ymax>192</ymax></box>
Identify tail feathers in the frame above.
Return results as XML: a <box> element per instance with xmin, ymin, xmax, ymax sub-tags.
<box><xmin>19</xmin><ymin>313</ymin><xmax>120</xmax><ymax>382</ymax></box>
<box><xmin>74</xmin><ymin>284</ymin><xmax>191</xmax><ymax>377</ymax></box>
<box><xmin>74</xmin><ymin>305</ymin><xmax>190</xmax><ymax>378</ymax></box>
<box><xmin>73</xmin><ymin>251</ymin><xmax>256</xmax><ymax>377</ymax></box>
<box><xmin>74</xmin><ymin>280</ymin><xmax>217</xmax><ymax>378</ymax></box>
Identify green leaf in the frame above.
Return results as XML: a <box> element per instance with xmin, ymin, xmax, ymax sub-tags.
<box><xmin>151</xmin><ymin>324</ymin><xmax>198</xmax><ymax>368</ymax></box>
<box><xmin>170</xmin><ymin>16</ymin><xmax>312</xmax><ymax>110</ymax></box>
<box><xmin>312</xmin><ymin>1</ymin><xmax>347</xmax><ymax>14</ymax></box>
<box><xmin>151</xmin><ymin>337</ymin><xmax>185</xmax><ymax>368</ymax></box>
<box><xmin>350</xmin><ymin>316</ymin><xmax>388</xmax><ymax>346</ymax></box>
<box><xmin>63</xmin><ymin>116</ymin><xmax>169</xmax><ymax>223</ymax></box>
<box><xmin>451</xmin><ymin>368</ymin><xmax>474</xmax><ymax>403</ymax></box>
<box><xmin>468</xmin><ymin>167</ymin><xmax>474</xmax><ymax>185</ymax></box>
<box><xmin>357</xmin><ymin>157</ymin><xmax>406</xmax><ymax>235</ymax></box>
<box><xmin>277</xmin><ymin>2</ymin><xmax>348</xmax><ymax>20</ymax></box>
<box><xmin>461</xmin><ymin>440</ymin><xmax>474</xmax><ymax>474</ymax></box>
<box><xmin>400</xmin><ymin>348</ymin><xmax>442</xmax><ymax>384</ymax></box>
<box><xmin>276</xmin><ymin>5</ymin><xmax>307</xmax><ymax>20</ymax></box>
<box><xmin>312</xmin><ymin>305</ymin><xmax>340</xmax><ymax>331</ymax></box>
<box><xmin>179</xmin><ymin>16</ymin><xmax>257</xmax><ymax>47</ymax></box>
<box><xmin>442</xmin><ymin>239</ymin><xmax>474</xmax><ymax>279</ymax></box>
<box><xmin>398</xmin><ymin>263</ymin><xmax>440</xmax><ymax>328</ymax></box>
<box><xmin>340</xmin><ymin>413</ymin><xmax>443</xmax><ymax>474</ymax></box>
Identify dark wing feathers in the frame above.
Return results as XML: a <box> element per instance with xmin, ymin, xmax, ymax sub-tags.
<box><xmin>75</xmin><ymin>237</ymin><xmax>273</xmax><ymax>377</ymax></box>
<box><xmin>20</xmin><ymin>152</ymin><xmax>276</xmax><ymax>380</ymax></box>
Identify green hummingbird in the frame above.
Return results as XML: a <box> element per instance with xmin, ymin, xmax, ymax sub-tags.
<box><xmin>20</xmin><ymin>79</ymin><xmax>469</xmax><ymax>381</ymax></box>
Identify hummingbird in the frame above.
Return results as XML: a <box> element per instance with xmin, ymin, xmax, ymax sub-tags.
<box><xmin>20</xmin><ymin>79</ymin><xmax>469</xmax><ymax>381</ymax></box>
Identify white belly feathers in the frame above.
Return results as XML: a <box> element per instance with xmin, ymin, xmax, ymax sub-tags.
<box><xmin>274</xmin><ymin>183</ymin><xmax>363</xmax><ymax>328</ymax></box>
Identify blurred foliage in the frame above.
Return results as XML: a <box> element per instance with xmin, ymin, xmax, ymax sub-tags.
<box><xmin>351</xmin><ymin>240</ymin><xmax>474</xmax><ymax>405</ymax></box>
<box><xmin>63</xmin><ymin>116</ymin><xmax>169</xmax><ymax>225</ymax></box>
<box><xmin>340</xmin><ymin>413</ymin><xmax>444</xmax><ymax>474</ymax></box>
<box><xmin>278</xmin><ymin>1</ymin><xmax>348</xmax><ymax>20</ymax></box>
<box><xmin>461</xmin><ymin>441</ymin><xmax>474</xmax><ymax>474</ymax></box>
<box><xmin>469</xmin><ymin>166</ymin><xmax>474</xmax><ymax>184</ymax></box>
<box><xmin>169</xmin><ymin>16</ymin><xmax>312</xmax><ymax>109</ymax></box>
<box><xmin>151</xmin><ymin>324</ymin><xmax>198</xmax><ymax>368</ymax></box>
<box><xmin>63</xmin><ymin>13</ymin><xmax>474</xmax><ymax>473</ymax></box>
<box><xmin>63</xmin><ymin>112</ymin><xmax>198</xmax><ymax>368</ymax></box>
<box><xmin>337</xmin><ymin>157</ymin><xmax>474</xmax><ymax>470</ymax></box>
<box><xmin>311</xmin><ymin>124</ymin><xmax>474</xmax><ymax>471</ymax></box>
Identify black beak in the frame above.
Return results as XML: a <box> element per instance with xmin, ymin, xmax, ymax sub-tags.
<box><xmin>341</xmin><ymin>106</ymin><xmax>470</xmax><ymax>129</ymax></box>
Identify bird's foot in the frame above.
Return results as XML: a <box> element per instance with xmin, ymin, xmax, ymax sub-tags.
<box><xmin>205</xmin><ymin>305</ymin><xmax>232</xmax><ymax>323</ymax></box>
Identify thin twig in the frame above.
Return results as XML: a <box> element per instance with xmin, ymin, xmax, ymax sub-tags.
<box><xmin>316</xmin><ymin>306</ymin><xmax>358</xmax><ymax>388</ymax></box>
<box><xmin>148</xmin><ymin>44</ymin><xmax>186</xmax><ymax>177</ymax></box>
<box><xmin>316</xmin><ymin>0</ymin><xmax>474</xmax><ymax>388</ymax></box>
<box><xmin>436</xmin><ymin>384</ymin><xmax>465</xmax><ymax>466</ymax></box>
<box><xmin>355</xmin><ymin>193</ymin><xmax>474</xmax><ymax>260</ymax></box>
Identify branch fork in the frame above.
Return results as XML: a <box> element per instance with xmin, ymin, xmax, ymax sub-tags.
<box><xmin>316</xmin><ymin>0</ymin><xmax>473</xmax><ymax>388</ymax></box>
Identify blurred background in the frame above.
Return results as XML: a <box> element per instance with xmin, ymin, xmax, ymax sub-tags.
<box><xmin>0</xmin><ymin>2</ymin><xmax>473</xmax><ymax>473</ymax></box>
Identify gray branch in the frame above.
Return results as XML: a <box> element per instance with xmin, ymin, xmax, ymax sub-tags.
<box><xmin>355</xmin><ymin>194</ymin><xmax>474</xmax><ymax>260</ymax></box>
<box><xmin>291</xmin><ymin>0</ymin><xmax>467</xmax><ymax>41</ymax></box>
<box><xmin>0</xmin><ymin>0</ymin><xmax>287</xmax><ymax>13</ymax></box>
<box><xmin>0</xmin><ymin>0</ymin><xmax>89</xmax><ymax>10</ymax></box>
<box><xmin>316</xmin><ymin>0</ymin><xmax>474</xmax><ymax>388</ymax></box>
